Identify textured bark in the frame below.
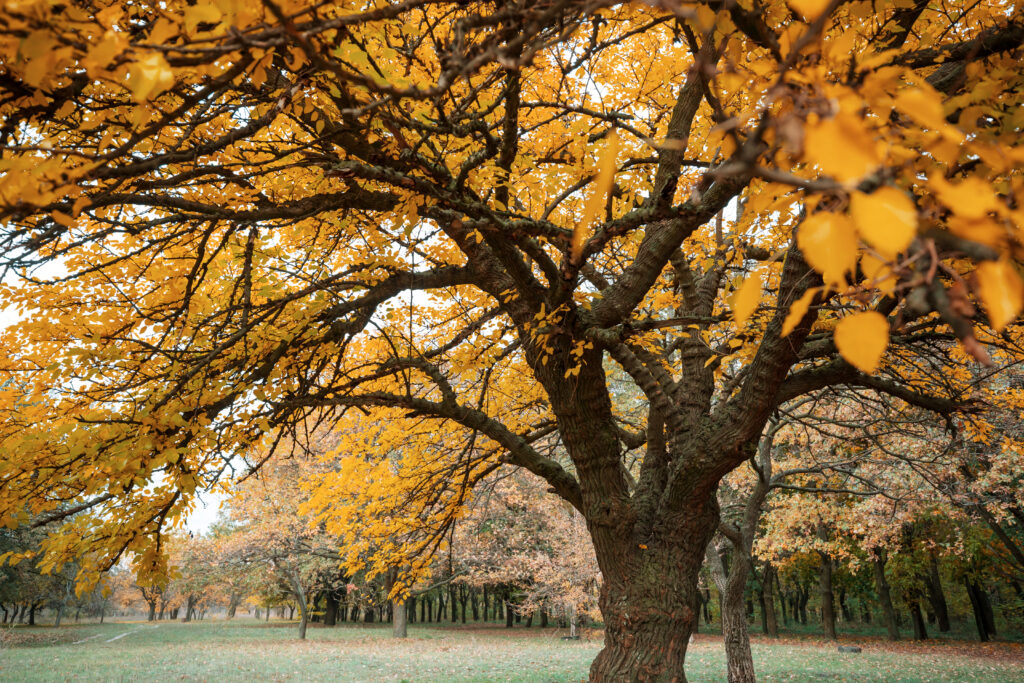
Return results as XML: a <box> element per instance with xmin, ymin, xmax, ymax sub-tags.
<box><xmin>589</xmin><ymin>500</ymin><xmax>717</xmax><ymax>683</ymax></box>
<box><xmin>909</xmin><ymin>600</ymin><xmax>928</xmax><ymax>640</ymax></box>
<box><xmin>925</xmin><ymin>555</ymin><xmax>950</xmax><ymax>632</ymax></box>
<box><xmin>705</xmin><ymin>538</ymin><xmax>756</xmax><ymax>683</ymax></box>
<box><xmin>873</xmin><ymin>555</ymin><xmax>900</xmax><ymax>641</ymax></box>
<box><xmin>818</xmin><ymin>553</ymin><xmax>837</xmax><ymax>640</ymax></box>
<box><xmin>324</xmin><ymin>592</ymin><xmax>338</xmax><ymax>626</ymax></box>
<box><xmin>392</xmin><ymin>599</ymin><xmax>408</xmax><ymax>638</ymax></box>
<box><xmin>763</xmin><ymin>564</ymin><xmax>779</xmax><ymax>638</ymax></box>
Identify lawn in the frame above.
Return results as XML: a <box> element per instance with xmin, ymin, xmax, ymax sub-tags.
<box><xmin>1</xmin><ymin>620</ymin><xmax>1022</xmax><ymax>682</ymax></box>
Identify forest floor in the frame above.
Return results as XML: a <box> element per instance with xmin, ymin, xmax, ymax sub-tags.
<box><xmin>1</xmin><ymin>619</ymin><xmax>1022</xmax><ymax>681</ymax></box>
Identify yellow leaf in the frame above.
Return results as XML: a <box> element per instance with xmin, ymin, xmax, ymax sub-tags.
<box><xmin>51</xmin><ymin>210</ymin><xmax>74</xmax><ymax>226</ymax></box>
<box><xmin>849</xmin><ymin>187</ymin><xmax>917</xmax><ymax>258</ymax></box>
<box><xmin>893</xmin><ymin>87</ymin><xmax>946</xmax><ymax>131</ymax></box>
<box><xmin>185</xmin><ymin>4</ymin><xmax>222</xmax><ymax>35</ymax></box>
<box><xmin>572</xmin><ymin>131</ymin><xmax>619</xmax><ymax>264</ymax></box>
<box><xmin>127</xmin><ymin>53</ymin><xmax>174</xmax><ymax>103</ymax></box>
<box><xmin>975</xmin><ymin>260</ymin><xmax>1024</xmax><ymax>332</ymax></box>
<box><xmin>835</xmin><ymin>311</ymin><xmax>889</xmax><ymax>374</ymax></box>
<box><xmin>860</xmin><ymin>254</ymin><xmax>897</xmax><ymax>296</ymax></box>
<box><xmin>929</xmin><ymin>176</ymin><xmax>999</xmax><ymax>220</ymax></box>
<box><xmin>782</xmin><ymin>288</ymin><xmax>816</xmax><ymax>337</ymax></box>
<box><xmin>788</xmin><ymin>0</ymin><xmax>831</xmax><ymax>21</ymax></box>
<box><xmin>732</xmin><ymin>269</ymin><xmax>762</xmax><ymax>325</ymax></box>
<box><xmin>803</xmin><ymin>113</ymin><xmax>882</xmax><ymax>183</ymax></box>
<box><xmin>797</xmin><ymin>212</ymin><xmax>858</xmax><ymax>286</ymax></box>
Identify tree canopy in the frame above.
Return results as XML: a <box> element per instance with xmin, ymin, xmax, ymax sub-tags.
<box><xmin>1</xmin><ymin>1</ymin><xmax>1023</xmax><ymax>680</ymax></box>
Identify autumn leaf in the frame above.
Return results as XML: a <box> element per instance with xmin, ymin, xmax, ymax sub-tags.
<box><xmin>797</xmin><ymin>212</ymin><xmax>858</xmax><ymax>287</ymax></box>
<box><xmin>849</xmin><ymin>187</ymin><xmax>917</xmax><ymax>258</ymax></box>
<box><xmin>127</xmin><ymin>53</ymin><xmax>175</xmax><ymax>103</ymax></box>
<box><xmin>782</xmin><ymin>289</ymin><xmax>817</xmax><ymax>337</ymax></box>
<box><xmin>929</xmin><ymin>176</ymin><xmax>999</xmax><ymax>220</ymax></box>
<box><xmin>788</xmin><ymin>0</ymin><xmax>831</xmax><ymax>21</ymax></box>
<box><xmin>975</xmin><ymin>260</ymin><xmax>1024</xmax><ymax>332</ymax></box>
<box><xmin>572</xmin><ymin>131</ymin><xmax>619</xmax><ymax>264</ymax></box>
<box><xmin>860</xmin><ymin>254</ymin><xmax>897</xmax><ymax>296</ymax></box>
<box><xmin>893</xmin><ymin>87</ymin><xmax>950</xmax><ymax>133</ymax></box>
<box><xmin>732</xmin><ymin>269</ymin><xmax>763</xmax><ymax>325</ymax></box>
<box><xmin>834</xmin><ymin>311</ymin><xmax>889</xmax><ymax>374</ymax></box>
<box><xmin>802</xmin><ymin>113</ymin><xmax>882</xmax><ymax>183</ymax></box>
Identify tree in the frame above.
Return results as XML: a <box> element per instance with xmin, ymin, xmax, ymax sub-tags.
<box><xmin>1</xmin><ymin>2</ymin><xmax>1023</xmax><ymax>680</ymax></box>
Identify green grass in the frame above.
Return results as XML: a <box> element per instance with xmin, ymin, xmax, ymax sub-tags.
<box><xmin>1</xmin><ymin>620</ymin><xmax>1021</xmax><ymax>681</ymax></box>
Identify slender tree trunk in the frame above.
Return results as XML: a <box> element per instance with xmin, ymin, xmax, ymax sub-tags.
<box><xmin>285</xmin><ymin>570</ymin><xmax>309</xmax><ymax>640</ymax></box>
<box><xmin>763</xmin><ymin>563</ymin><xmax>779</xmax><ymax>638</ymax></box>
<box><xmin>979</xmin><ymin>585</ymin><xmax>996</xmax><ymax>637</ymax></box>
<box><xmin>757</xmin><ymin>586</ymin><xmax>768</xmax><ymax>634</ymax></box>
<box><xmin>818</xmin><ymin>552</ymin><xmax>836</xmax><ymax>640</ymax></box>
<box><xmin>925</xmin><ymin>555</ymin><xmax>950</xmax><ymax>632</ymax></box>
<box><xmin>909</xmin><ymin>600</ymin><xmax>928</xmax><ymax>641</ymax></box>
<box><xmin>707</xmin><ymin>542</ymin><xmax>756</xmax><ymax>683</ymax></box>
<box><xmin>966</xmin><ymin>579</ymin><xmax>990</xmax><ymax>642</ymax></box>
<box><xmin>471</xmin><ymin>591</ymin><xmax>479</xmax><ymax>621</ymax></box>
<box><xmin>838</xmin><ymin>589</ymin><xmax>852</xmax><ymax>623</ymax></box>
<box><xmin>872</xmin><ymin>554</ymin><xmax>899</xmax><ymax>641</ymax></box>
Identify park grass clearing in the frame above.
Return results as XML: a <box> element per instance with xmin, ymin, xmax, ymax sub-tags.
<box><xmin>1</xmin><ymin>620</ymin><xmax>1022</xmax><ymax>682</ymax></box>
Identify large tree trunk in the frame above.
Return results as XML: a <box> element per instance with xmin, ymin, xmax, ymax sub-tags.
<box><xmin>324</xmin><ymin>592</ymin><xmax>338</xmax><ymax>626</ymax></box>
<box><xmin>872</xmin><ymin>554</ymin><xmax>899</xmax><ymax>641</ymax></box>
<box><xmin>392</xmin><ymin>598</ymin><xmax>408</xmax><ymax>638</ymax></box>
<box><xmin>588</xmin><ymin>499</ymin><xmax>717</xmax><ymax>683</ymax></box>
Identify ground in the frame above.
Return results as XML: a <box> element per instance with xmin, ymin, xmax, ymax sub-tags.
<box><xmin>1</xmin><ymin>620</ymin><xmax>1022</xmax><ymax>682</ymax></box>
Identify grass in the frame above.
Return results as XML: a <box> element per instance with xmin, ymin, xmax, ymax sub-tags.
<box><xmin>1</xmin><ymin>619</ymin><xmax>1022</xmax><ymax>682</ymax></box>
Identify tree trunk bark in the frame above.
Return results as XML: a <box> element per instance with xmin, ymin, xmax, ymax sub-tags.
<box><xmin>818</xmin><ymin>552</ymin><xmax>836</xmax><ymax>640</ymax></box>
<box><xmin>706</xmin><ymin>541</ymin><xmax>756</xmax><ymax>683</ymax></box>
<box><xmin>392</xmin><ymin>598</ymin><xmax>408</xmax><ymax>638</ymax></box>
<box><xmin>763</xmin><ymin>563</ymin><xmax>779</xmax><ymax>638</ymax></box>
<box><xmin>966</xmin><ymin>579</ymin><xmax>990</xmax><ymax>642</ymax></box>
<box><xmin>979</xmin><ymin>584</ymin><xmax>996</xmax><ymax>637</ymax></box>
<box><xmin>909</xmin><ymin>600</ymin><xmax>928</xmax><ymax>640</ymax></box>
<box><xmin>147</xmin><ymin>601</ymin><xmax>156</xmax><ymax>622</ymax></box>
<box><xmin>588</xmin><ymin>499</ymin><xmax>717</xmax><ymax>683</ymax></box>
<box><xmin>925</xmin><ymin>555</ymin><xmax>950</xmax><ymax>632</ymax></box>
<box><xmin>872</xmin><ymin>554</ymin><xmax>899</xmax><ymax>641</ymax></box>
<box><xmin>324</xmin><ymin>592</ymin><xmax>338</xmax><ymax>626</ymax></box>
